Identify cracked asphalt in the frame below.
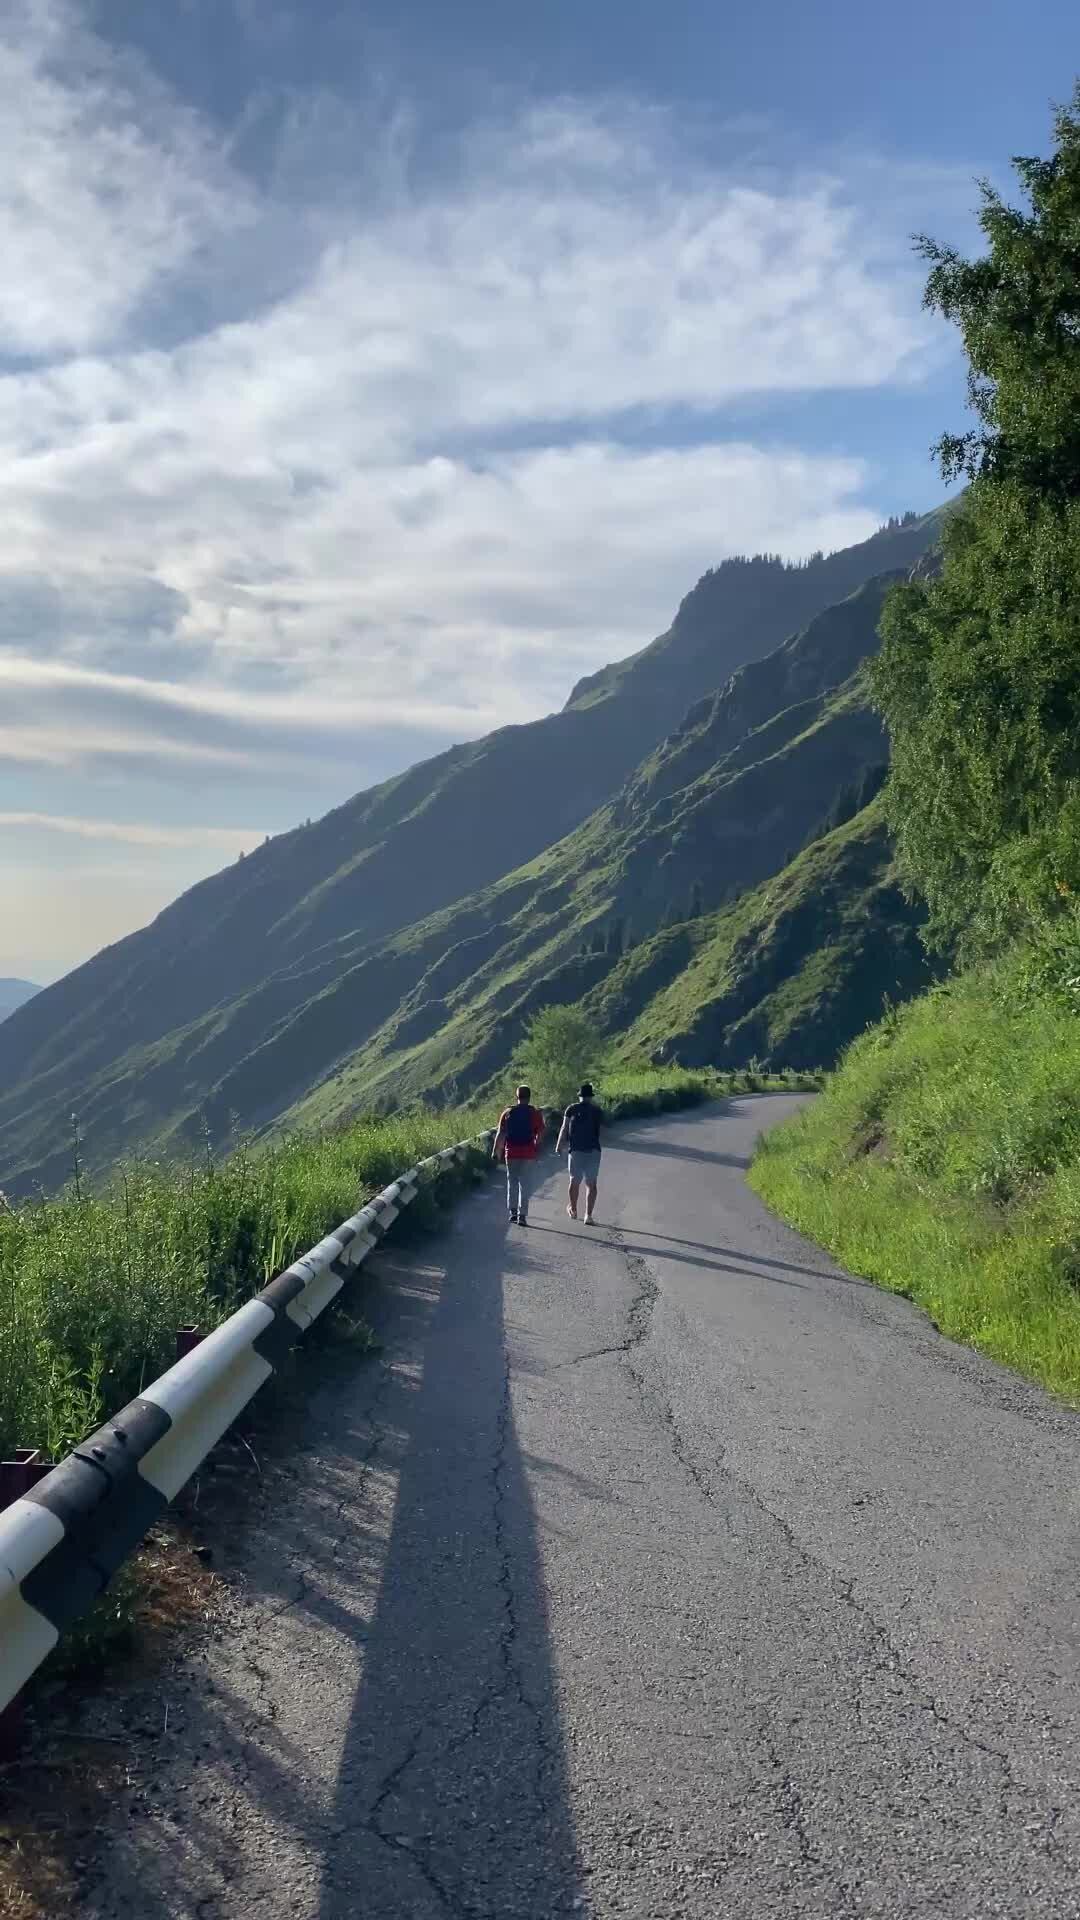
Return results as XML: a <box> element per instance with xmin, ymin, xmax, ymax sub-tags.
<box><xmin>74</xmin><ymin>1097</ymin><xmax>1080</xmax><ymax>1918</ymax></box>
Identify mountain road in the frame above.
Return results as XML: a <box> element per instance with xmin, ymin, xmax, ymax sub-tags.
<box><xmin>75</xmin><ymin>1096</ymin><xmax>1080</xmax><ymax>1919</ymax></box>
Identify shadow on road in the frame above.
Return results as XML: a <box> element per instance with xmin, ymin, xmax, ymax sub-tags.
<box><xmin>526</xmin><ymin>1221</ymin><xmax>811</xmax><ymax>1288</ymax></box>
<box><xmin>615</xmin><ymin>1240</ymin><xmax>810</xmax><ymax>1286</ymax></box>
<box><xmin>622</xmin><ymin>1229</ymin><xmax>851</xmax><ymax>1285</ymax></box>
<box><xmin>613</xmin><ymin>1135</ymin><xmax>753</xmax><ymax>1170</ymax></box>
<box><xmin>317</xmin><ymin>1237</ymin><xmax>585</xmax><ymax>1918</ymax></box>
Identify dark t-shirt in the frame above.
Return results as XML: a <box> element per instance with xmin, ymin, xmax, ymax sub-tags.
<box><xmin>563</xmin><ymin>1099</ymin><xmax>604</xmax><ymax>1153</ymax></box>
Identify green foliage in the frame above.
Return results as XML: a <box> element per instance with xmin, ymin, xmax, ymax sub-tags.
<box><xmin>750</xmin><ymin>952</ymin><xmax>1080</xmax><ymax>1401</ymax></box>
<box><xmin>516</xmin><ymin>1004</ymin><xmax>605</xmax><ymax>1109</ymax></box>
<box><xmin>0</xmin><ymin>1108</ymin><xmax>484</xmax><ymax>1459</ymax></box>
<box><xmin>1012</xmin><ymin>905</ymin><xmax>1080</xmax><ymax>1013</ymax></box>
<box><xmin>873</xmin><ymin>92</ymin><xmax>1080</xmax><ymax>952</ymax></box>
<box><xmin>596</xmin><ymin>1064</ymin><xmax>819</xmax><ymax>1119</ymax></box>
<box><xmin>916</xmin><ymin>90</ymin><xmax>1080</xmax><ymax>497</ymax></box>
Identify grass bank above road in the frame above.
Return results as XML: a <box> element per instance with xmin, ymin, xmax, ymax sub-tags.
<box><xmin>1</xmin><ymin>1067</ymin><xmax>818</xmax><ymax>1462</ymax></box>
<box><xmin>588</xmin><ymin>1062</ymin><xmax>819</xmax><ymax>1118</ymax></box>
<box><xmin>749</xmin><ymin>959</ymin><xmax>1080</xmax><ymax>1402</ymax></box>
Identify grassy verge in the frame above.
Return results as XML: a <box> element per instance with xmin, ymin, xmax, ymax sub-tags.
<box><xmin>749</xmin><ymin>957</ymin><xmax>1080</xmax><ymax>1402</ymax></box>
<box><xmin>593</xmin><ymin>1062</ymin><xmax>819</xmax><ymax>1118</ymax></box>
<box><xmin>0</xmin><ymin>1107</ymin><xmax>487</xmax><ymax>1461</ymax></box>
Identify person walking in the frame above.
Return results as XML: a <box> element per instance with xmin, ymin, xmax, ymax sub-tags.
<box><xmin>493</xmin><ymin>1085</ymin><xmax>545</xmax><ymax>1224</ymax></box>
<box><xmin>556</xmin><ymin>1082</ymin><xmax>605</xmax><ymax>1225</ymax></box>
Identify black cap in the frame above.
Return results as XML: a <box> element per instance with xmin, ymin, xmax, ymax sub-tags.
<box><xmin>579</xmin><ymin>1082</ymin><xmax>594</xmax><ymax>1098</ymax></box>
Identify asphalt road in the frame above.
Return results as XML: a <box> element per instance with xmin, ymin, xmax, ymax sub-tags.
<box><xmin>76</xmin><ymin>1097</ymin><xmax>1080</xmax><ymax>1919</ymax></box>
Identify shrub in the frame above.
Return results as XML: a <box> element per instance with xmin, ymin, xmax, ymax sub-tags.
<box><xmin>516</xmin><ymin>1004</ymin><xmax>606</xmax><ymax>1109</ymax></box>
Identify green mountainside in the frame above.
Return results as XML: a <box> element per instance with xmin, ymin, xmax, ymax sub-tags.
<box><xmin>261</xmin><ymin>586</ymin><xmax>926</xmax><ymax>1137</ymax></box>
<box><xmin>587</xmin><ymin>798</ymin><xmax>940</xmax><ymax>1070</ymax></box>
<box><xmin>0</xmin><ymin>511</ymin><xmax>943</xmax><ymax>1194</ymax></box>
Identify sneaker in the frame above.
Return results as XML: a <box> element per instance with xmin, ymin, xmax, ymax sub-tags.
<box><xmin>518</xmin><ymin>1216</ymin><xmax>529</xmax><ymax>1227</ymax></box>
<box><xmin>566</xmin><ymin>1204</ymin><xmax>577</xmax><ymax>1220</ymax></box>
<box><xmin>508</xmin><ymin>1211</ymin><xmax>518</xmax><ymax>1224</ymax></box>
<box><xmin>584</xmin><ymin>1216</ymin><xmax>595</xmax><ymax>1227</ymax></box>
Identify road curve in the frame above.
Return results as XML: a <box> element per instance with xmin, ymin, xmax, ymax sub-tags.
<box><xmin>75</xmin><ymin>1097</ymin><xmax>1080</xmax><ymax>1919</ymax></box>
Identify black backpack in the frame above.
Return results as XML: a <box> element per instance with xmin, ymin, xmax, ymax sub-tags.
<box><xmin>566</xmin><ymin>1101</ymin><xmax>601</xmax><ymax>1152</ymax></box>
<box><xmin>504</xmin><ymin>1104</ymin><xmax>535</xmax><ymax>1146</ymax></box>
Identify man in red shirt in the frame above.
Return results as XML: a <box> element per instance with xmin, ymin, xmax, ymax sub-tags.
<box><xmin>492</xmin><ymin>1085</ymin><xmax>545</xmax><ymax>1225</ymax></box>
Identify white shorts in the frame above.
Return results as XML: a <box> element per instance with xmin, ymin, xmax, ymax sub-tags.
<box><xmin>568</xmin><ymin>1148</ymin><xmax>601</xmax><ymax>1183</ymax></box>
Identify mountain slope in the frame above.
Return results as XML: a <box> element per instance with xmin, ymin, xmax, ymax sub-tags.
<box><xmin>0</xmin><ymin>511</ymin><xmax>943</xmax><ymax>1192</ymax></box>
<box><xmin>274</xmin><ymin>672</ymin><xmax>892</xmax><ymax>1136</ymax></box>
<box><xmin>0</xmin><ymin>979</ymin><xmax>39</xmax><ymax>1023</ymax></box>
<box><xmin>587</xmin><ymin>799</ymin><xmax>941</xmax><ymax>1070</ymax></box>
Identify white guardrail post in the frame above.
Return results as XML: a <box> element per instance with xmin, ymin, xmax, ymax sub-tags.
<box><xmin>0</xmin><ymin>1129</ymin><xmax>495</xmax><ymax>1715</ymax></box>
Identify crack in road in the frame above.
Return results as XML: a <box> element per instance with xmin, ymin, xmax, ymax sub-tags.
<box><xmin>604</xmin><ymin>1221</ymin><xmax>1064</xmax><ymax>1843</ymax></box>
<box><xmin>565</xmin><ymin>1234</ymin><xmax>660</xmax><ymax>1371</ymax></box>
<box><xmin>360</xmin><ymin>1341</ymin><xmax>560</xmax><ymax>1919</ymax></box>
<box><xmin>362</xmin><ymin>1734</ymin><xmax>485</xmax><ymax>1920</ymax></box>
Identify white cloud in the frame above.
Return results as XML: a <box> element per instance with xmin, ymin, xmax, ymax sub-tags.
<box><xmin>0</xmin><ymin>3</ymin><xmax>957</xmax><ymax>976</ymax></box>
<box><xmin>0</xmin><ymin>0</ymin><xmax>254</xmax><ymax>356</ymax></box>
<box><xmin>0</xmin><ymin>809</ymin><xmax>262</xmax><ymax>849</ymax></box>
<box><xmin>0</xmin><ymin>439</ymin><xmax>882</xmax><ymax>774</ymax></box>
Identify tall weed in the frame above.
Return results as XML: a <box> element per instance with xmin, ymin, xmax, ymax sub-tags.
<box><xmin>0</xmin><ymin>1109</ymin><xmax>479</xmax><ymax>1459</ymax></box>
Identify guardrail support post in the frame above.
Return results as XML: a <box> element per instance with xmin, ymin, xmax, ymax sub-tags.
<box><xmin>175</xmin><ymin>1326</ymin><xmax>205</xmax><ymax>1362</ymax></box>
<box><xmin>0</xmin><ymin>1449</ymin><xmax>51</xmax><ymax>1513</ymax></box>
<box><xmin>0</xmin><ymin>1451</ymin><xmax>52</xmax><ymax>1759</ymax></box>
<box><xmin>0</xmin><ymin>1689</ymin><xmax>25</xmax><ymax>1761</ymax></box>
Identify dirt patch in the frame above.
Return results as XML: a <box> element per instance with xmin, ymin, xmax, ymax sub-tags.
<box><xmin>0</xmin><ymin>1305</ymin><xmax>378</xmax><ymax>1920</ymax></box>
<box><xmin>849</xmin><ymin>1121</ymin><xmax>890</xmax><ymax>1162</ymax></box>
<box><xmin>0</xmin><ymin>1513</ymin><xmax>222</xmax><ymax>1920</ymax></box>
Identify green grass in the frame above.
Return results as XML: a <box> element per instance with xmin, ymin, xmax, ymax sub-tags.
<box><xmin>0</xmin><ymin>1107</ymin><xmax>485</xmax><ymax>1461</ymax></box>
<box><xmin>599</xmin><ymin>1063</ymin><xmax>819</xmax><ymax>1113</ymax></box>
<box><xmin>750</xmin><ymin>954</ymin><xmax>1080</xmax><ymax>1401</ymax></box>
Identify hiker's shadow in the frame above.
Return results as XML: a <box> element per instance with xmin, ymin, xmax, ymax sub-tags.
<box><xmin>317</xmin><ymin>1240</ymin><xmax>584</xmax><ymax>1916</ymax></box>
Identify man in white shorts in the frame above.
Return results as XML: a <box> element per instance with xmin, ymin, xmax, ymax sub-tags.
<box><xmin>555</xmin><ymin>1082</ymin><xmax>605</xmax><ymax>1225</ymax></box>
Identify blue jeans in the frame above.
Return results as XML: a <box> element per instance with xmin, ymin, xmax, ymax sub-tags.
<box><xmin>506</xmin><ymin>1158</ymin><xmax>537</xmax><ymax>1219</ymax></box>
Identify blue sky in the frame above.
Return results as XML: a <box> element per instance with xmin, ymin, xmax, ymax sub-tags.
<box><xmin>1</xmin><ymin>0</ymin><xmax>1074</xmax><ymax>982</ymax></box>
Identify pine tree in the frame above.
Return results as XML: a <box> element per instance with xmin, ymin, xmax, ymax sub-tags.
<box><xmin>873</xmin><ymin>89</ymin><xmax>1080</xmax><ymax>951</ymax></box>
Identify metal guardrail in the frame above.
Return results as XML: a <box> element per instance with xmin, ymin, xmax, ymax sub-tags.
<box><xmin>0</xmin><ymin>1131</ymin><xmax>494</xmax><ymax>1717</ymax></box>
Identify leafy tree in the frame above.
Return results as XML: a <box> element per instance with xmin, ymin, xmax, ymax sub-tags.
<box><xmin>517</xmin><ymin>1005</ymin><xmax>604</xmax><ymax>1109</ymax></box>
<box><xmin>872</xmin><ymin>89</ymin><xmax>1080</xmax><ymax>954</ymax></box>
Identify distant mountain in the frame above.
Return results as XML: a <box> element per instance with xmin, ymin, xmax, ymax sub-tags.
<box><xmin>0</xmin><ymin>979</ymin><xmax>39</xmax><ymax>1023</ymax></box>
<box><xmin>0</xmin><ymin>509</ymin><xmax>944</xmax><ymax>1194</ymax></box>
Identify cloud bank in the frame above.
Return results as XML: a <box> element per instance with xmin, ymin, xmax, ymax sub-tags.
<box><xmin>0</xmin><ymin>0</ymin><xmax>951</xmax><ymax>976</ymax></box>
